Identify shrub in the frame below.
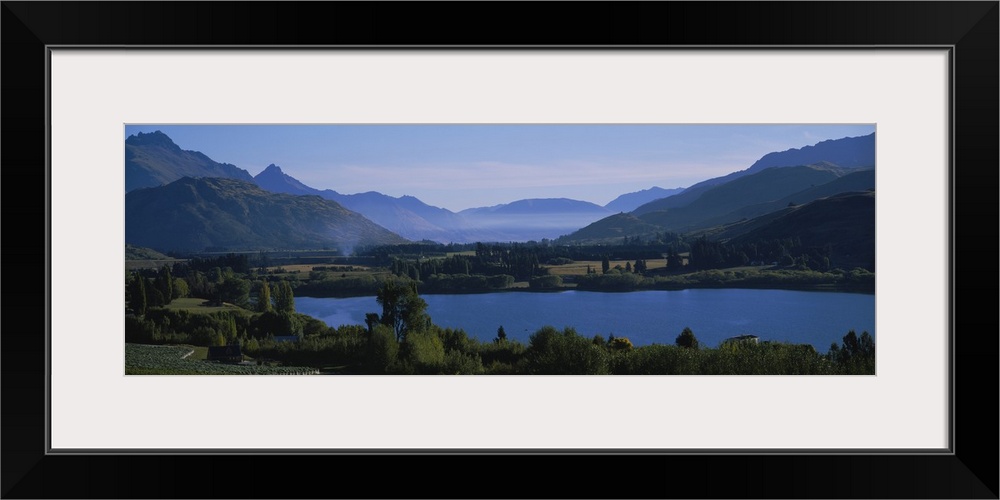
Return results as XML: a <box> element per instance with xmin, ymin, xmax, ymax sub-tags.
<box><xmin>529</xmin><ymin>275</ymin><xmax>563</xmax><ymax>289</ymax></box>
<box><xmin>365</xmin><ymin>325</ymin><xmax>399</xmax><ymax>374</ymax></box>
<box><xmin>523</xmin><ymin>326</ymin><xmax>609</xmax><ymax>375</ymax></box>
<box><xmin>400</xmin><ymin>330</ymin><xmax>445</xmax><ymax>374</ymax></box>
<box><xmin>675</xmin><ymin>327</ymin><xmax>700</xmax><ymax>349</ymax></box>
<box><xmin>608</xmin><ymin>336</ymin><xmax>634</xmax><ymax>351</ymax></box>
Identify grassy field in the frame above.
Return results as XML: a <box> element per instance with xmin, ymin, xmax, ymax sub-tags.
<box><xmin>125</xmin><ymin>259</ymin><xmax>180</xmax><ymax>271</ymax></box>
<box><xmin>188</xmin><ymin>346</ymin><xmax>209</xmax><ymax>360</ymax></box>
<box><xmin>161</xmin><ymin>297</ymin><xmax>249</xmax><ymax>315</ymax></box>
<box><xmin>264</xmin><ymin>264</ymin><xmax>381</xmax><ymax>281</ymax></box>
<box><xmin>543</xmin><ymin>259</ymin><xmax>668</xmax><ymax>277</ymax></box>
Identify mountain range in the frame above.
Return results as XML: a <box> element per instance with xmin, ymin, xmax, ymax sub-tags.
<box><xmin>557</xmin><ymin>162</ymin><xmax>875</xmax><ymax>244</ymax></box>
<box><xmin>124</xmin><ymin>130</ymin><xmax>875</xmax><ymax>254</ymax></box>
<box><xmin>253</xmin><ymin>163</ymin><xmax>629</xmax><ymax>242</ymax></box>
<box><xmin>632</xmin><ymin>133</ymin><xmax>875</xmax><ymax>215</ymax></box>
<box><xmin>603</xmin><ymin>186</ymin><xmax>686</xmax><ymax>213</ymax></box>
<box><xmin>123</xmin><ymin>132</ymin><xmax>688</xmax><ymax>244</ymax></box>
<box><xmin>125</xmin><ymin>177</ymin><xmax>407</xmax><ymax>253</ymax></box>
<box><xmin>253</xmin><ymin>164</ymin><xmax>507</xmax><ymax>243</ymax></box>
<box><xmin>125</xmin><ymin>131</ymin><xmax>254</xmax><ymax>192</ymax></box>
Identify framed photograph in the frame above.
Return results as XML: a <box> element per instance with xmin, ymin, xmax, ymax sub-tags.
<box><xmin>5</xmin><ymin>2</ymin><xmax>996</xmax><ymax>498</ymax></box>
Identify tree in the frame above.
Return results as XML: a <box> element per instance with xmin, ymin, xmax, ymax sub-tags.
<box><xmin>216</xmin><ymin>276</ymin><xmax>250</xmax><ymax>307</ymax></box>
<box><xmin>365</xmin><ymin>312</ymin><xmax>381</xmax><ymax>333</ymax></box>
<box><xmin>223</xmin><ymin>315</ymin><xmax>238</xmax><ymax>344</ymax></box>
<box><xmin>675</xmin><ymin>327</ymin><xmax>700</xmax><ymax>349</ymax></box>
<box><xmin>128</xmin><ymin>273</ymin><xmax>147</xmax><ymax>316</ymax></box>
<box><xmin>858</xmin><ymin>331</ymin><xmax>875</xmax><ymax>358</ymax></box>
<box><xmin>172</xmin><ymin>277</ymin><xmax>189</xmax><ymax>300</ymax></box>
<box><xmin>273</xmin><ymin>280</ymin><xmax>295</xmax><ymax>313</ymax></box>
<box><xmin>375</xmin><ymin>281</ymin><xmax>429</xmax><ymax>342</ymax></box>
<box><xmin>256</xmin><ymin>280</ymin><xmax>273</xmax><ymax>313</ymax></box>
<box><xmin>157</xmin><ymin>265</ymin><xmax>174</xmax><ymax>305</ymax></box>
<box><xmin>608</xmin><ymin>336</ymin><xmax>634</xmax><ymax>351</ymax></box>
<box><xmin>365</xmin><ymin>324</ymin><xmax>399</xmax><ymax>374</ymax></box>
<box><xmin>144</xmin><ymin>277</ymin><xmax>165</xmax><ymax>307</ymax></box>
<box><xmin>625</xmin><ymin>261</ymin><xmax>632</xmax><ymax>273</ymax></box>
<box><xmin>829</xmin><ymin>330</ymin><xmax>875</xmax><ymax>374</ymax></box>
<box><xmin>494</xmin><ymin>325</ymin><xmax>507</xmax><ymax>344</ymax></box>
<box><xmin>601</xmin><ymin>256</ymin><xmax>610</xmax><ymax>274</ymax></box>
<box><xmin>634</xmin><ymin>259</ymin><xmax>647</xmax><ymax>274</ymax></box>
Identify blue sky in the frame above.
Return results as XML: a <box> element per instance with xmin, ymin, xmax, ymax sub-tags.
<box><xmin>125</xmin><ymin>124</ymin><xmax>875</xmax><ymax>211</ymax></box>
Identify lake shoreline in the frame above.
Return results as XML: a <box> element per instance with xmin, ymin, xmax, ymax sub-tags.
<box><xmin>297</xmin><ymin>281</ymin><xmax>875</xmax><ymax>299</ymax></box>
<box><xmin>294</xmin><ymin>288</ymin><xmax>876</xmax><ymax>351</ymax></box>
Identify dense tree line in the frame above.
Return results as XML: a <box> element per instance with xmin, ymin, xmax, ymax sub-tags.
<box><xmin>126</xmin><ymin>266</ymin><xmax>186</xmax><ymax>314</ymax></box>
<box><xmin>180</xmin><ymin>253</ymin><xmax>252</xmax><ymax>274</ymax></box>
<box><xmin>688</xmin><ymin>235</ymin><xmax>837</xmax><ymax>272</ymax></box>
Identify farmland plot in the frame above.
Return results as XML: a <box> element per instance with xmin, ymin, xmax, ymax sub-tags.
<box><xmin>125</xmin><ymin>344</ymin><xmax>318</xmax><ymax>375</ymax></box>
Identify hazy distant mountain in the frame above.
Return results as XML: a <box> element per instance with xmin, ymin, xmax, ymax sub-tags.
<box><xmin>125</xmin><ymin>177</ymin><xmax>408</xmax><ymax>253</ymax></box>
<box><xmin>329</xmin><ymin>191</ymin><xmax>479</xmax><ymax>242</ymax></box>
<box><xmin>125</xmin><ymin>131</ymin><xmax>254</xmax><ymax>192</ymax></box>
<box><xmin>462</xmin><ymin>198</ymin><xmax>611</xmax><ymax>216</ymax></box>
<box><xmin>255</xmin><ymin>163</ymin><xmax>620</xmax><ymax>243</ymax></box>
<box><xmin>459</xmin><ymin>198</ymin><xmax>613</xmax><ymax>241</ymax></box>
<box><xmin>554</xmin><ymin>213</ymin><xmax>667</xmax><ymax>245</ymax></box>
<box><xmin>561</xmin><ymin>164</ymin><xmax>869</xmax><ymax>243</ymax></box>
<box><xmin>694</xmin><ymin>168</ymin><xmax>875</xmax><ymax>230</ymax></box>
<box><xmin>603</xmin><ymin>187</ymin><xmax>686</xmax><ymax>213</ymax></box>
<box><xmin>253</xmin><ymin>164</ymin><xmax>504</xmax><ymax>243</ymax></box>
<box><xmin>632</xmin><ymin>133</ymin><xmax>875</xmax><ymax>216</ymax></box>
<box><xmin>746</xmin><ymin>133</ymin><xmax>875</xmax><ymax>173</ymax></box>
<box><xmin>125</xmin><ymin>130</ymin><xmax>876</xmax><ymax>248</ymax></box>
<box><xmin>638</xmin><ymin>164</ymin><xmax>848</xmax><ymax>232</ymax></box>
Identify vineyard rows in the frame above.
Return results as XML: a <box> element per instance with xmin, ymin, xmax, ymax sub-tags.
<box><xmin>125</xmin><ymin>344</ymin><xmax>319</xmax><ymax>375</ymax></box>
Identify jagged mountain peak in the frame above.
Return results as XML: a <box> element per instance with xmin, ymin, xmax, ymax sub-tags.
<box><xmin>126</xmin><ymin>130</ymin><xmax>177</xmax><ymax>147</ymax></box>
<box><xmin>125</xmin><ymin>130</ymin><xmax>254</xmax><ymax>192</ymax></box>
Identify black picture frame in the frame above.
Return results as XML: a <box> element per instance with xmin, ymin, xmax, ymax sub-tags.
<box><xmin>3</xmin><ymin>2</ymin><xmax>996</xmax><ymax>498</ymax></box>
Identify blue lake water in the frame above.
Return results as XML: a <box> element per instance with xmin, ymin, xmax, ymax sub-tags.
<box><xmin>295</xmin><ymin>289</ymin><xmax>875</xmax><ymax>350</ymax></box>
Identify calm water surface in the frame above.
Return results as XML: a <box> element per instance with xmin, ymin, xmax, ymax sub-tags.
<box><xmin>295</xmin><ymin>289</ymin><xmax>875</xmax><ymax>350</ymax></box>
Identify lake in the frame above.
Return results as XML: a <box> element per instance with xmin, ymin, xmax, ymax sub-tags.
<box><xmin>294</xmin><ymin>289</ymin><xmax>875</xmax><ymax>351</ymax></box>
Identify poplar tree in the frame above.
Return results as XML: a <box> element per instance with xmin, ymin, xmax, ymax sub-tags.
<box><xmin>273</xmin><ymin>281</ymin><xmax>295</xmax><ymax>314</ymax></box>
<box><xmin>129</xmin><ymin>274</ymin><xmax>147</xmax><ymax>316</ymax></box>
<box><xmin>157</xmin><ymin>265</ymin><xmax>173</xmax><ymax>305</ymax></box>
<box><xmin>256</xmin><ymin>280</ymin><xmax>272</xmax><ymax>313</ymax></box>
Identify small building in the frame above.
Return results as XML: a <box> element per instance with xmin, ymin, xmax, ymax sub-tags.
<box><xmin>207</xmin><ymin>345</ymin><xmax>244</xmax><ymax>363</ymax></box>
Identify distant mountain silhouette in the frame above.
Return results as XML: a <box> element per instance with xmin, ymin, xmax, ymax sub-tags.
<box><xmin>125</xmin><ymin>177</ymin><xmax>408</xmax><ymax>253</ymax></box>
<box><xmin>561</xmin><ymin>163</ymin><xmax>873</xmax><ymax>243</ymax></box>
<box><xmin>125</xmin><ymin>131</ymin><xmax>254</xmax><ymax>192</ymax></box>
<box><xmin>554</xmin><ymin>213</ymin><xmax>666</xmax><ymax>245</ymax></box>
<box><xmin>632</xmin><ymin>133</ymin><xmax>874</xmax><ymax>216</ymax></box>
<box><xmin>638</xmin><ymin>164</ymin><xmax>850</xmax><ymax>232</ymax></box>
<box><xmin>126</xmin><ymin>130</ymin><xmax>876</xmax><ymax>248</ymax></box>
<box><xmin>253</xmin><ymin>164</ymin><xmax>505</xmax><ymax>243</ymax></box>
<box><xmin>603</xmin><ymin>186</ymin><xmax>686</xmax><ymax>213</ymax></box>
<box><xmin>746</xmin><ymin>133</ymin><xmax>875</xmax><ymax>173</ymax></box>
<box><xmin>461</xmin><ymin>198</ymin><xmax>611</xmax><ymax>216</ymax></box>
<box><xmin>693</xmin><ymin>168</ymin><xmax>875</xmax><ymax>230</ymax></box>
<box><xmin>459</xmin><ymin>198</ymin><xmax>613</xmax><ymax>241</ymax></box>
